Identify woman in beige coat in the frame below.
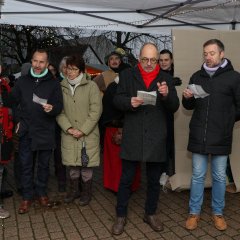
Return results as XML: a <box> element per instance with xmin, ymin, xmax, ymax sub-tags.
<box><xmin>57</xmin><ymin>55</ymin><xmax>102</xmax><ymax>205</ymax></box>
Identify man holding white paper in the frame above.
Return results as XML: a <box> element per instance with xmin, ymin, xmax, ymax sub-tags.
<box><xmin>111</xmin><ymin>43</ymin><xmax>179</xmax><ymax>235</ymax></box>
<box><xmin>182</xmin><ymin>39</ymin><xmax>240</xmax><ymax>231</ymax></box>
<box><xmin>11</xmin><ymin>49</ymin><xmax>63</xmax><ymax>214</ymax></box>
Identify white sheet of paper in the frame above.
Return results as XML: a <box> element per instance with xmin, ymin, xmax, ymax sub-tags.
<box><xmin>137</xmin><ymin>90</ymin><xmax>157</xmax><ymax>105</ymax></box>
<box><xmin>33</xmin><ymin>93</ymin><xmax>47</xmax><ymax>105</ymax></box>
<box><xmin>188</xmin><ymin>84</ymin><xmax>209</xmax><ymax>99</ymax></box>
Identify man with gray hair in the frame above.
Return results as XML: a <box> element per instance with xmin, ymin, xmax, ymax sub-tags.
<box><xmin>111</xmin><ymin>43</ymin><xmax>179</xmax><ymax>235</ymax></box>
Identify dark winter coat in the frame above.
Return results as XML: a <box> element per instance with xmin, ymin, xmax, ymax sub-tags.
<box><xmin>11</xmin><ymin>71</ymin><xmax>63</xmax><ymax>150</ymax></box>
<box><xmin>113</xmin><ymin>66</ymin><xmax>179</xmax><ymax>163</ymax></box>
<box><xmin>182</xmin><ymin>59</ymin><xmax>240</xmax><ymax>155</ymax></box>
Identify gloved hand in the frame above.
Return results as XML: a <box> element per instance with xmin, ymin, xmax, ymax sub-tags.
<box><xmin>173</xmin><ymin>77</ymin><xmax>182</xmax><ymax>86</ymax></box>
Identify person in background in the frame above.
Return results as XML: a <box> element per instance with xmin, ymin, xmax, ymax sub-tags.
<box><xmin>53</xmin><ymin>57</ymin><xmax>69</xmax><ymax>192</ymax></box>
<box><xmin>159</xmin><ymin>49</ymin><xmax>182</xmax><ymax>187</ymax></box>
<box><xmin>100</xmin><ymin>63</ymin><xmax>141</xmax><ymax>193</ymax></box>
<box><xmin>183</xmin><ymin>39</ymin><xmax>240</xmax><ymax>231</ymax></box>
<box><xmin>94</xmin><ymin>48</ymin><xmax>127</xmax><ymax>151</ymax></box>
<box><xmin>48</xmin><ymin>63</ymin><xmax>60</xmax><ymax>79</ymax></box>
<box><xmin>11</xmin><ymin>49</ymin><xmax>63</xmax><ymax>214</ymax></box>
<box><xmin>93</xmin><ymin>48</ymin><xmax>127</xmax><ymax>95</ymax></box>
<box><xmin>0</xmin><ymin>63</ymin><xmax>14</xmax><ymax>219</ymax></box>
<box><xmin>57</xmin><ymin>55</ymin><xmax>102</xmax><ymax>206</ymax></box>
<box><xmin>111</xmin><ymin>43</ymin><xmax>179</xmax><ymax>235</ymax></box>
<box><xmin>13</xmin><ymin>62</ymin><xmax>32</xmax><ymax>195</ymax></box>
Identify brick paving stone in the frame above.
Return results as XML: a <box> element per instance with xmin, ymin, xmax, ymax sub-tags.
<box><xmin>49</xmin><ymin>231</ymin><xmax>65</xmax><ymax>239</ymax></box>
<box><xmin>170</xmin><ymin>225</ymin><xmax>189</xmax><ymax>238</ymax></box>
<box><xmin>136</xmin><ymin>222</ymin><xmax>153</xmax><ymax>233</ymax></box>
<box><xmin>79</xmin><ymin>226</ymin><xmax>95</xmax><ymax>238</ymax></box>
<box><xmin>62</xmin><ymin>225</ymin><xmax>77</xmax><ymax>234</ymax></box>
<box><xmin>125</xmin><ymin>228</ymin><xmax>145</xmax><ymax>239</ymax></box>
<box><xmin>3</xmin><ymin>161</ymin><xmax>240</xmax><ymax>240</ymax></box>
<box><xmin>65</xmin><ymin>232</ymin><xmax>82</xmax><ymax>240</ymax></box>
<box><xmin>33</xmin><ymin>228</ymin><xmax>49</xmax><ymax>238</ymax></box>
<box><xmin>160</xmin><ymin>231</ymin><xmax>182</xmax><ymax>240</ymax></box>
<box><xmin>94</xmin><ymin>227</ymin><xmax>111</xmax><ymax>239</ymax></box>
<box><xmin>18</xmin><ymin>227</ymin><xmax>34</xmax><ymax>238</ymax></box>
<box><xmin>4</xmin><ymin>236</ymin><xmax>19</xmax><ymax>240</ymax></box>
<box><xmin>182</xmin><ymin>235</ymin><xmax>198</xmax><ymax>240</ymax></box>
<box><xmin>2</xmin><ymin>226</ymin><xmax>18</xmax><ymax>238</ymax></box>
<box><xmin>46</xmin><ymin>222</ymin><xmax>62</xmax><ymax>233</ymax></box>
<box><xmin>199</xmin><ymin>236</ymin><xmax>215</xmax><ymax>240</ymax></box>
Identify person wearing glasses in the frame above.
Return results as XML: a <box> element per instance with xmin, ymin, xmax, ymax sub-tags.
<box><xmin>57</xmin><ymin>55</ymin><xmax>102</xmax><ymax>206</ymax></box>
<box><xmin>111</xmin><ymin>43</ymin><xmax>179</xmax><ymax>235</ymax></box>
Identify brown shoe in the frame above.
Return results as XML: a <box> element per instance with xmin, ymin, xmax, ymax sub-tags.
<box><xmin>143</xmin><ymin>214</ymin><xmax>164</xmax><ymax>232</ymax></box>
<box><xmin>18</xmin><ymin>200</ymin><xmax>32</xmax><ymax>214</ymax></box>
<box><xmin>112</xmin><ymin>217</ymin><xmax>126</xmax><ymax>235</ymax></box>
<box><xmin>212</xmin><ymin>215</ymin><xmax>227</xmax><ymax>231</ymax></box>
<box><xmin>185</xmin><ymin>214</ymin><xmax>200</xmax><ymax>230</ymax></box>
<box><xmin>38</xmin><ymin>196</ymin><xmax>50</xmax><ymax>207</ymax></box>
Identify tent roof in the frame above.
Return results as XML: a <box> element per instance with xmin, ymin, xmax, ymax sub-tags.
<box><xmin>1</xmin><ymin>0</ymin><xmax>240</xmax><ymax>34</ymax></box>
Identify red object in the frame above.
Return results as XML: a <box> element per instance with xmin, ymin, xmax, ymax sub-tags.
<box><xmin>138</xmin><ymin>63</ymin><xmax>160</xmax><ymax>88</ymax></box>
<box><xmin>103</xmin><ymin>127</ymin><xmax>141</xmax><ymax>192</ymax></box>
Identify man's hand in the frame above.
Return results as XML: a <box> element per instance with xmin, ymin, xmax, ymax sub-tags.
<box><xmin>131</xmin><ymin>97</ymin><xmax>144</xmax><ymax>108</ymax></box>
<box><xmin>157</xmin><ymin>82</ymin><xmax>168</xmax><ymax>97</ymax></box>
<box><xmin>183</xmin><ymin>88</ymin><xmax>194</xmax><ymax>99</ymax></box>
<box><xmin>43</xmin><ymin>104</ymin><xmax>53</xmax><ymax>112</ymax></box>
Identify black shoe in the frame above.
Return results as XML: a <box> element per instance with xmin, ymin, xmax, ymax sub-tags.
<box><xmin>1</xmin><ymin>190</ymin><xmax>13</xmax><ymax>199</ymax></box>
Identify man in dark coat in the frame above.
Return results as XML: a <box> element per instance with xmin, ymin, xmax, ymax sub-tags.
<box><xmin>11</xmin><ymin>49</ymin><xmax>63</xmax><ymax>214</ymax></box>
<box><xmin>111</xmin><ymin>43</ymin><xmax>179</xmax><ymax>235</ymax></box>
<box><xmin>183</xmin><ymin>39</ymin><xmax>240</xmax><ymax>231</ymax></box>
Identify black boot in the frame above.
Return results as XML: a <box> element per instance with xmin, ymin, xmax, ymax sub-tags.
<box><xmin>79</xmin><ymin>180</ymin><xmax>92</xmax><ymax>206</ymax></box>
<box><xmin>64</xmin><ymin>178</ymin><xmax>80</xmax><ymax>203</ymax></box>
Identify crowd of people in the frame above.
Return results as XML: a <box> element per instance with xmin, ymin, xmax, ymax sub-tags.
<box><xmin>0</xmin><ymin>39</ymin><xmax>240</xmax><ymax>235</ymax></box>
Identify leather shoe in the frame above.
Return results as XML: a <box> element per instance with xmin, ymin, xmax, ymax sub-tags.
<box><xmin>38</xmin><ymin>196</ymin><xmax>50</xmax><ymax>207</ymax></box>
<box><xmin>112</xmin><ymin>217</ymin><xmax>126</xmax><ymax>235</ymax></box>
<box><xmin>143</xmin><ymin>214</ymin><xmax>164</xmax><ymax>232</ymax></box>
<box><xmin>18</xmin><ymin>200</ymin><xmax>32</xmax><ymax>214</ymax></box>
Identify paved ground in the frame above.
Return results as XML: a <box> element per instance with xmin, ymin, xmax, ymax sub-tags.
<box><xmin>1</xmin><ymin>161</ymin><xmax>240</xmax><ymax>240</ymax></box>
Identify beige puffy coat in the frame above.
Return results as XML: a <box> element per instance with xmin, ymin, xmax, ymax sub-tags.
<box><xmin>57</xmin><ymin>74</ymin><xmax>102</xmax><ymax>167</ymax></box>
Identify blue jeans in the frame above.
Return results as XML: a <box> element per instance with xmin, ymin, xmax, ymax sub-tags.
<box><xmin>189</xmin><ymin>153</ymin><xmax>227</xmax><ymax>215</ymax></box>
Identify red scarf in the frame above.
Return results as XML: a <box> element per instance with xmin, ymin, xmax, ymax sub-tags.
<box><xmin>138</xmin><ymin>63</ymin><xmax>160</xmax><ymax>89</ymax></box>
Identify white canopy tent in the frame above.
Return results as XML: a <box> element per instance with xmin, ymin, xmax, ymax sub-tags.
<box><xmin>0</xmin><ymin>0</ymin><xmax>240</xmax><ymax>34</ymax></box>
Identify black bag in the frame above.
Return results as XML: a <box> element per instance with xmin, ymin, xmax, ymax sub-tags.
<box><xmin>81</xmin><ymin>139</ymin><xmax>89</xmax><ymax>167</ymax></box>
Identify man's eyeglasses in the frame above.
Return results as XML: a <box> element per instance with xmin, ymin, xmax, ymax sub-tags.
<box><xmin>67</xmin><ymin>67</ymin><xmax>79</xmax><ymax>72</ymax></box>
<box><xmin>140</xmin><ymin>57</ymin><xmax>159</xmax><ymax>64</ymax></box>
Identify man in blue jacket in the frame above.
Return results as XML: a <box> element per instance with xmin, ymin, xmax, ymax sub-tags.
<box><xmin>183</xmin><ymin>39</ymin><xmax>240</xmax><ymax>231</ymax></box>
<box><xmin>11</xmin><ymin>49</ymin><xmax>63</xmax><ymax>214</ymax></box>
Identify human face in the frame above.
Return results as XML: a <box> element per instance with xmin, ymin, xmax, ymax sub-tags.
<box><xmin>108</xmin><ymin>55</ymin><xmax>121</xmax><ymax>68</ymax></box>
<box><xmin>67</xmin><ymin>65</ymin><xmax>80</xmax><ymax>80</ymax></box>
<box><xmin>61</xmin><ymin>64</ymin><xmax>67</xmax><ymax>77</ymax></box>
<box><xmin>48</xmin><ymin>65</ymin><xmax>57</xmax><ymax>77</ymax></box>
<box><xmin>203</xmin><ymin>44</ymin><xmax>224</xmax><ymax>68</ymax></box>
<box><xmin>159</xmin><ymin>53</ymin><xmax>173</xmax><ymax>71</ymax></box>
<box><xmin>139</xmin><ymin>44</ymin><xmax>159</xmax><ymax>72</ymax></box>
<box><xmin>31</xmin><ymin>51</ymin><xmax>49</xmax><ymax>75</ymax></box>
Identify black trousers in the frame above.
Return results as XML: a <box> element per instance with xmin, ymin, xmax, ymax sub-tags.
<box><xmin>116</xmin><ymin>159</ymin><xmax>162</xmax><ymax>217</ymax></box>
<box><xmin>19</xmin><ymin>134</ymin><xmax>52</xmax><ymax>200</ymax></box>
